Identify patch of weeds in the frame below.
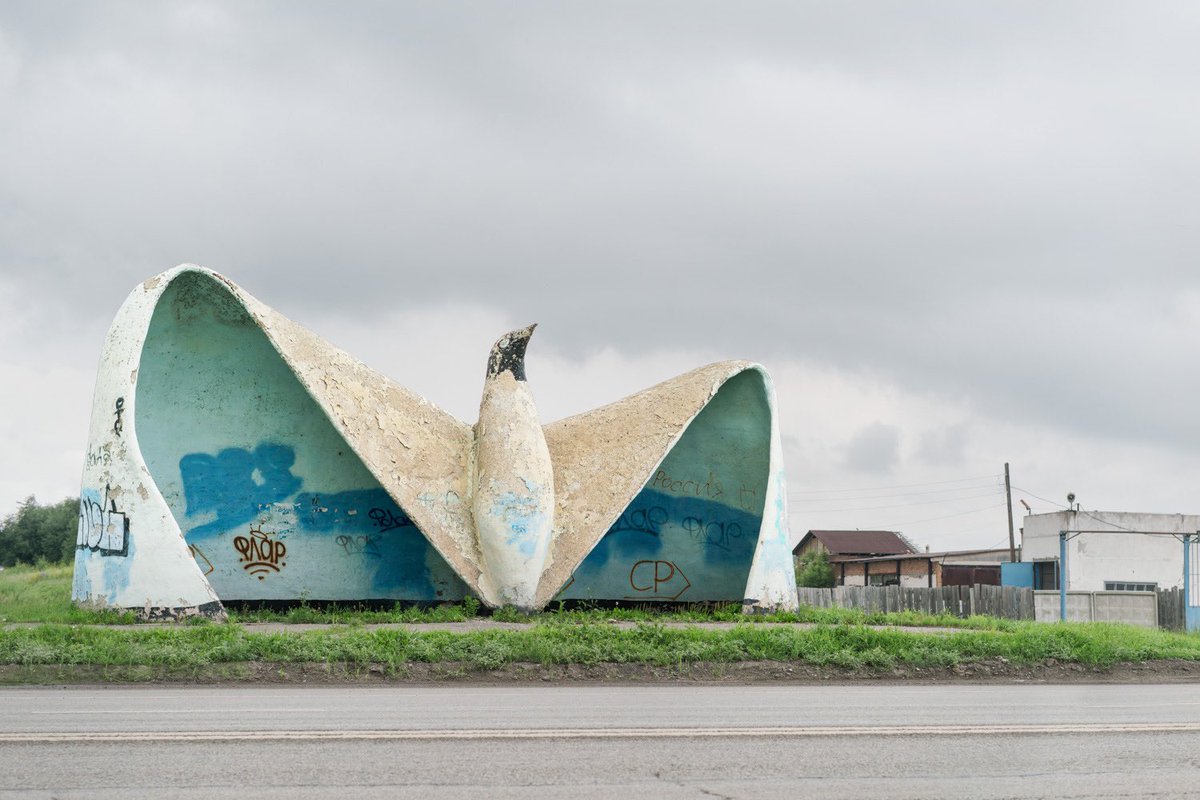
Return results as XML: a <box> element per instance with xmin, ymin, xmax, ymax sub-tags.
<box><xmin>467</xmin><ymin>638</ymin><xmax>510</xmax><ymax>670</ymax></box>
<box><xmin>490</xmin><ymin>605</ymin><xmax>529</xmax><ymax>623</ymax></box>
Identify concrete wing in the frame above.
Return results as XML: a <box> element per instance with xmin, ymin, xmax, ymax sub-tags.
<box><xmin>226</xmin><ymin>279</ymin><xmax>489</xmax><ymax>597</ymax></box>
<box><xmin>536</xmin><ymin>361</ymin><xmax>777</xmax><ymax>608</ymax></box>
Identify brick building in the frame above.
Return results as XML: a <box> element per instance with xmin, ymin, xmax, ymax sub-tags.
<box><xmin>792</xmin><ymin>530</ymin><xmax>915</xmax><ymax>585</ymax></box>
<box><xmin>792</xmin><ymin>530</ymin><xmax>1009</xmax><ymax>587</ymax></box>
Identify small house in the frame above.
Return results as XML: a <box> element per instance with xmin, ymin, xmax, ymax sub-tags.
<box><xmin>792</xmin><ymin>530</ymin><xmax>915</xmax><ymax>586</ymax></box>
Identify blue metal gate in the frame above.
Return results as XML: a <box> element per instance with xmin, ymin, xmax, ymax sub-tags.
<box><xmin>1186</xmin><ymin>535</ymin><xmax>1200</xmax><ymax>632</ymax></box>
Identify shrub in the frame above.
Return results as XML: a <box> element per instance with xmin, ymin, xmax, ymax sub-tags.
<box><xmin>795</xmin><ymin>549</ymin><xmax>836</xmax><ymax>588</ymax></box>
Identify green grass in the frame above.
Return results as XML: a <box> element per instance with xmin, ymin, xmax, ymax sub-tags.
<box><xmin>4</xmin><ymin>566</ymin><xmax>1195</xmax><ymax>681</ymax></box>
<box><xmin>1</xmin><ymin>620</ymin><xmax>1198</xmax><ymax>672</ymax></box>
<box><xmin>226</xmin><ymin>600</ymin><xmax>1020</xmax><ymax>632</ymax></box>
<box><xmin>226</xmin><ymin>602</ymin><xmax>474</xmax><ymax>625</ymax></box>
<box><xmin>0</xmin><ymin>564</ymin><xmax>136</xmax><ymax>624</ymax></box>
<box><xmin>0</xmin><ymin>561</ymin><xmax>1029</xmax><ymax>632</ymax></box>
<box><xmin>5</xmin><ymin>564</ymin><xmax>1198</xmax><ymax>676</ymax></box>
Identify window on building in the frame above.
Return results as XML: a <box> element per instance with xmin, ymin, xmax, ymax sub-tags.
<box><xmin>868</xmin><ymin>574</ymin><xmax>899</xmax><ymax>587</ymax></box>
<box><xmin>1033</xmin><ymin>561</ymin><xmax>1058</xmax><ymax>590</ymax></box>
<box><xmin>1104</xmin><ymin>581</ymin><xmax>1157</xmax><ymax>592</ymax></box>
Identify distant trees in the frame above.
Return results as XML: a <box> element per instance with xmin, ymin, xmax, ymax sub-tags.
<box><xmin>795</xmin><ymin>549</ymin><xmax>836</xmax><ymax>588</ymax></box>
<box><xmin>0</xmin><ymin>496</ymin><xmax>79</xmax><ymax>567</ymax></box>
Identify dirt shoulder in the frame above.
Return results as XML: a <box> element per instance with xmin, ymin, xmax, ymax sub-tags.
<box><xmin>4</xmin><ymin>658</ymin><xmax>1200</xmax><ymax>686</ymax></box>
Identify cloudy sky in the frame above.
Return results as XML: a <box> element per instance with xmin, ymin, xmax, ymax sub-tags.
<box><xmin>2</xmin><ymin>1</ymin><xmax>1198</xmax><ymax>552</ymax></box>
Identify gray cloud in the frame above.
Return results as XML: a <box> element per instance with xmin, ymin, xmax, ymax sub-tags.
<box><xmin>918</xmin><ymin>423</ymin><xmax>968</xmax><ymax>468</ymax></box>
<box><xmin>843</xmin><ymin>421</ymin><xmax>900</xmax><ymax>474</ymax></box>
<box><xmin>3</xmin><ymin>1</ymin><xmax>1200</xmax><ymax>525</ymax></box>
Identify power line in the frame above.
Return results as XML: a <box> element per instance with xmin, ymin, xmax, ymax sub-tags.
<box><xmin>933</xmin><ymin>521</ymin><xmax>1012</xmax><ymax>540</ymax></box>
<box><xmin>858</xmin><ymin>503</ymin><xmax>1008</xmax><ymax>530</ymax></box>
<box><xmin>789</xmin><ymin>481</ymin><xmax>1002</xmax><ymax>503</ymax></box>
<box><xmin>788</xmin><ymin>473</ymin><xmax>1002</xmax><ymax>495</ymax></box>
<box><xmin>795</xmin><ymin>489</ymin><xmax>1005</xmax><ymax>514</ymax></box>
<box><xmin>1009</xmin><ymin>486</ymin><xmax>1069</xmax><ymax>510</ymax></box>
<box><xmin>1077</xmin><ymin>509</ymin><xmax>1144</xmax><ymax>534</ymax></box>
<box><xmin>1008</xmin><ymin>495</ymin><xmax>1186</xmax><ymax>537</ymax></box>
<box><xmin>982</xmin><ymin>534</ymin><xmax>1013</xmax><ymax>551</ymax></box>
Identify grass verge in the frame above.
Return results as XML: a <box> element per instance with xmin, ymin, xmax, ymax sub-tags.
<box><xmin>0</xmin><ymin>562</ymin><xmax>1026</xmax><ymax>631</ymax></box>
<box><xmin>2</xmin><ymin>620</ymin><xmax>1198</xmax><ymax>677</ymax></box>
<box><xmin>0</xmin><ymin>565</ymin><xmax>136</xmax><ymax>624</ymax></box>
<box><xmin>6</xmin><ymin>563</ymin><xmax>1198</xmax><ymax>684</ymax></box>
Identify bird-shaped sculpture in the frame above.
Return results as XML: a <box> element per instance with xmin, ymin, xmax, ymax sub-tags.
<box><xmin>473</xmin><ymin>324</ymin><xmax>555</xmax><ymax>608</ymax></box>
<box><xmin>72</xmin><ymin>266</ymin><xmax>798</xmax><ymax>618</ymax></box>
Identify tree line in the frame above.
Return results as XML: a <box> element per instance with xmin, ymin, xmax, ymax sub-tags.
<box><xmin>0</xmin><ymin>496</ymin><xmax>79</xmax><ymax>567</ymax></box>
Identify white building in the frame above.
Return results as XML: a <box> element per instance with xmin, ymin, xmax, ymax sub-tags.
<box><xmin>1021</xmin><ymin>510</ymin><xmax>1199</xmax><ymax>592</ymax></box>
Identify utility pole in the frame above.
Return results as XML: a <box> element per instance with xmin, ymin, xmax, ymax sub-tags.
<box><xmin>1005</xmin><ymin>462</ymin><xmax>1016</xmax><ymax>562</ymax></box>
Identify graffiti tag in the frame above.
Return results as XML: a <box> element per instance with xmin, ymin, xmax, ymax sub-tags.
<box><xmin>368</xmin><ymin>507</ymin><xmax>412</xmax><ymax>532</ymax></box>
<box><xmin>233</xmin><ymin>525</ymin><xmax>287</xmax><ymax>579</ymax></box>
<box><xmin>651</xmin><ymin>469</ymin><xmax>724</xmax><ymax>500</ymax></box>
<box><xmin>417</xmin><ymin>490</ymin><xmax>462</xmax><ymax>509</ymax></box>
<box><xmin>77</xmin><ymin>485</ymin><xmax>130</xmax><ymax>557</ymax></box>
<box><xmin>628</xmin><ymin>560</ymin><xmax>691</xmax><ymax>600</ymax></box>
<box><xmin>336</xmin><ymin>534</ymin><xmax>381</xmax><ymax>558</ymax></box>
<box><xmin>682</xmin><ymin>516</ymin><xmax>743</xmax><ymax>551</ymax></box>
<box><xmin>609</xmin><ymin>506</ymin><xmax>669</xmax><ymax>537</ymax></box>
<box><xmin>737</xmin><ymin>484</ymin><xmax>761</xmax><ymax>513</ymax></box>
<box><xmin>188</xmin><ymin>544</ymin><xmax>215</xmax><ymax>576</ymax></box>
<box><xmin>112</xmin><ymin>397</ymin><xmax>125</xmax><ymax>437</ymax></box>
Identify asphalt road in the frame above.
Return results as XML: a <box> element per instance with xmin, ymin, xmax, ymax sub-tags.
<box><xmin>3</xmin><ymin>683</ymin><xmax>1200</xmax><ymax>799</ymax></box>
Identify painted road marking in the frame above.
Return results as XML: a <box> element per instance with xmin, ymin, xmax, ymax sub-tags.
<box><xmin>30</xmin><ymin>709</ymin><xmax>329</xmax><ymax>714</ymax></box>
<box><xmin>3</xmin><ymin>722</ymin><xmax>1200</xmax><ymax>743</ymax></box>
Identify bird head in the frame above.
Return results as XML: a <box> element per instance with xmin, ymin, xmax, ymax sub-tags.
<box><xmin>486</xmin><ymin>324</ymin><xmax>537</xmax><ymax>381</ymax></box>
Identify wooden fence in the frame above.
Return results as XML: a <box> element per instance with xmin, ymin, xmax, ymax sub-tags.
<box><xmin>798</xmin><ymin>584</ymin><xmax>1190</xmax><ymax>629</ymax></box>
<box><xmin>1158</xmin><ymin>587</ymin><xmax>1186</xmax><ymax>631</ymax></box>
<box><xmin>795</xmin><ymin>584</ymin><xmax>1035</xmax><ymax>620</ymax></box>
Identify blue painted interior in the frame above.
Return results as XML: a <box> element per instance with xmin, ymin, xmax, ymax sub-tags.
<box><xmin>136</xmin><ymin>273</ymin><xmax>467</xmax><ymax>602</ymax></box>
<box><xmin>1000</xmin><ymin>561</ymin><xmax>1034</xmax><ymax>588</ymax></box>
<box><xmin>559</xmin><ymin>370</ymin><xmax>771</xmax><ymax>603</ymax></box>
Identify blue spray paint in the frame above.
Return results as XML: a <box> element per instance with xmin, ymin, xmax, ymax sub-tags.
<box><xmin>295</xmin><ymin>488</ymin><xmax>410</xmax><ymax>532</ymax></box>
<box><xmin>294</xmin><ymin>488</ymin><xmax>441</xmax><ymax>596</ymax></box>
<box><xmin>563</xmin><ymin>488</ymin><xmax>761</xmax><ymax>601</ymax></box>
<box><xmin>176</xmin><ymin>444</ymin><xmax>466</xmax><ymax>600</ymax></box>
<box><xmin>72</xmin><ymin>553</ymin><xmax>93</xmax><ymax>600</ymax></box>
<box><xmin>138</xmin><ymin>275</ymin><xmax>466</xmax><ymax>604</ymax></box>
<box><xmin>73</xmin><ymin>486</ymin><xmax>136</xmax><ymax>602</ymax></box>
<box><xmin>179</xmin><ymin>443</ymin><xmax>302</xmax><ymax>536</ymax></box>
<box><xmin>490</xmin><ymin>488</ymin><xmax>547</xmax><ymax>557</ymax></box>
<box><xmin>101</xmin><ymin>529</ymin><xmax>136</xmax><ymax>601</ymax></box>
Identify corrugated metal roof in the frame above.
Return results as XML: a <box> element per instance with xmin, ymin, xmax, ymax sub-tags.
<box><xmin>795</xmin><ymin>529</ymin><xmax>914</xmax><ymax>556</ymax></box>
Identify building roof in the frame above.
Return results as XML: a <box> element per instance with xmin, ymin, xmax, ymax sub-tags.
<box><xmin>793</xmin><ymin>530</ymin><xmax>914</xmax><ymax>557</ymax></box>
<box><xmin>832</xmin><ymin>547</ymin><xmax>1014</xmax><ymax>565</ymax></box>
